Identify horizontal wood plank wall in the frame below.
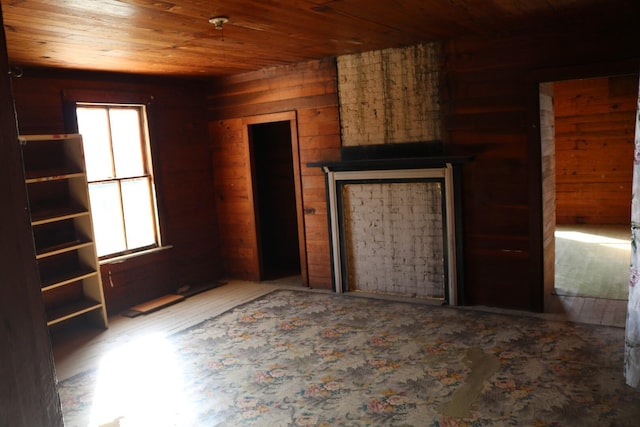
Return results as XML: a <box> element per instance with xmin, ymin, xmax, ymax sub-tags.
<box><xmin>554</xmin><ymin>75</ymin><xmax>638</xmax><ymax>225</ymax></box>
<box><xmin>442</xmin><ymin>25</ymin><xmax>640</xmax><ymax>310</ymax></box>
<box><xmin>207</xmin><ymin>59</ymin><xmax>340</xmax><ymax>289</ymax></box>
<box><xmin>11</xmin><ymin>69</ymin><xmax>220</xmax><ymax>314</ymax></box>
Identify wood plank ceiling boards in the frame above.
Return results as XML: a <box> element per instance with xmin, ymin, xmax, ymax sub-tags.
<box><xmin>0</xmin><ymin>0</ymin><xmax>634</xmax><ymax>77</ymax></box>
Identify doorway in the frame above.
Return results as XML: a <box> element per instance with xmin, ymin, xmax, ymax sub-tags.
<box><xmin>247</xmin><ymin>115</ymin><xmax>306</xmax><ymax>282</ymax></box>
<box><xmin>540</xmin><ymin>75</ymin><xmax>638</xmax><ymax>314</ymax></box>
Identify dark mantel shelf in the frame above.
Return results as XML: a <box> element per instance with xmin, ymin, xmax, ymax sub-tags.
<box><xmin>308</xmin><ymin>141</ymin><xmax>471</xmax><ymax>171</ymax></box>
<box><xmin>308</xmin><ymin>155</ymin><xmax>471</xmax><ymax>172</ymax></box>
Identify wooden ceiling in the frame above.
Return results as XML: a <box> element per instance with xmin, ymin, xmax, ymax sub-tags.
<box><xmin>0</xmin><ymin>0</ymin><xmax>635</xmax><ymax>78</ymax></box>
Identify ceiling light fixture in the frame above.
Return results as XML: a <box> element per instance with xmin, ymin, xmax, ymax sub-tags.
<box><xmin>209</xmin><ymin>16</ymin><xmax>229</xmax><ymax>30</ymax></box>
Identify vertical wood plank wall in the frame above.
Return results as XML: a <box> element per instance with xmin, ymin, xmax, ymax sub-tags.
<box><xmin>11</xmin><ymin>69</ymin><xmax>220</xmax><ymax>314</ymax></box>
<box><xmin>207</xmin><ymin>59</ymin><xmax>341</xmax><ymax>288</ymax></box>
<box><xmin>442</xmin><ymin>25</ymin><xmax>640</xmax><ymax>310</ymax></box>
<box><xmin>554</xmin><ymin>75</ymin><xmax>638</xmax><ymax>225</ymax></box>
<box><xmin>0</xmin><ymin>18</ymin><xmax>63</xmax><ymax>425</ymax></box>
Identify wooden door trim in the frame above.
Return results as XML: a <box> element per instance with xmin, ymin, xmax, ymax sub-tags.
<box><xmin>526</xmin><ymin>63</ymin><xmax>640</xmax><ymax>313</ymax></box>
<box><xmin>242</xmin><ymin>111</ymin><xmax>309</xmax><ymax>285</ymax></box>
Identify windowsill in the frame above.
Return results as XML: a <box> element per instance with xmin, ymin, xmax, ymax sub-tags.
<box><xmin>99</xmin><ymin>245</ymin><xmax>173</xmax><ymax>265</ymax></box>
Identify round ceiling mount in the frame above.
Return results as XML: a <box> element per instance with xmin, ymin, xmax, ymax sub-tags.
<box><xmin>209</xmin><ymin>16</ymin><xmax>229</xmax><ymax>30</ymax></box>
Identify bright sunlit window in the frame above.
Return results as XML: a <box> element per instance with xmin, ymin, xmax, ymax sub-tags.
<box><xmin>76</xmin><ymin>104</ymin><xmax>160</xmax><ymax>258</ymax></box>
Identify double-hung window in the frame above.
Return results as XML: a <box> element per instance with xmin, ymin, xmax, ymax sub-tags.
<box><xmin>76</xmin><ymin>103</ymin><xmax>160</xmax><ymax>258</ymax></box>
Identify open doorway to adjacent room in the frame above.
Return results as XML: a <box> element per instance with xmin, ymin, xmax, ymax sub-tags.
<box><xmin>246</xmin><ymin>114</ymin><xmax>307</xmax><ymax>283</ymax></box>
<box><xmin>540</xmin><ymin>75</ymin><xmax>639</xmax><ymax>321</ymax></box>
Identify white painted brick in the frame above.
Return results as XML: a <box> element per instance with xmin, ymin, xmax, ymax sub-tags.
<box><xmin>343</xmin><ymin>182</ymin><xmax>445</xmax><ymax>298</ymax></box>
<box><xmin>337</xmin><ymin>43</ymin><xmax>441</xmax><ymax>146</ymax></box>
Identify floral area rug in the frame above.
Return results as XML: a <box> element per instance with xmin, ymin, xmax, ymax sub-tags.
<box><xmin>58</xmin><ymin>289</ymin><xmax>640</xmax><ymax>426</ymax></box>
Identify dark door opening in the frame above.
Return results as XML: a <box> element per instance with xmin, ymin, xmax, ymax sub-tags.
<box><xmin>249</xmin><ymin>120</ymin><xmax>301</xmax><ymax>280</ymax></box>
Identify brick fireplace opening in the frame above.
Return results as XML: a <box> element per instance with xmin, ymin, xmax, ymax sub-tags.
<box><xmin>312</xmin><ymin>151</ymin><xmax>467</xmax><ymax>305</ymax></box>
<box><xmin>341</xmin><ymin>180</ymin><xmax>446</xmax><ymax>299</ymax></box>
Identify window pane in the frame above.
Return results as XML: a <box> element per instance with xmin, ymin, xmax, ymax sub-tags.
<box><xmin>109</xmin><ymin>108</ymin><xmax>145</xmax><ymax>178</ymax></box>
<box><xmin>77</xmin><ymin>108</ymin><xmax>114</xmax><ymax>181</ymax></box>
<box><xmin>77</xmin><ymin>103</ymin><xmax>160</xmax><ymax>258</ymax></box>
<box><xmin>121</xmin><ymin>177</ymin><xmax>156</xmax><ymax>250</ymax></box>
<box><xmin>89</xmin><ymin>182</ymin><xmax>126</xmax><ymax>257</ymax></box>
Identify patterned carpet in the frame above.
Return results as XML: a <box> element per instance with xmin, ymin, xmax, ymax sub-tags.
<box><xmin>58</xmin><ymin>290</ymin><xmax>640</xmax><ymax>426</ymax></box>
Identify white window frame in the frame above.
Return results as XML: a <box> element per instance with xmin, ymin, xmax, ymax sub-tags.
<box><xmin>76</xmin><ymin>102</ymin><xmax>162</xmax><ymax>259</ymax></box>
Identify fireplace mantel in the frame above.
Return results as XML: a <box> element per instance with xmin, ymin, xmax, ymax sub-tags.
<box><xmin>308</xmin><ymin>155</ymin><xmax>469</xmax><ymax>172</ymax></box>
<box><xmin>309</xmin><ymin>150</ymin><xmax>468</xmax><ymax>305</ymax></box>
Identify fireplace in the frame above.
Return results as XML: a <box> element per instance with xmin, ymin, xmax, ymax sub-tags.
<box><xmin>310</xmin><ymin>144</ymin><xmax>467</xmax><ymax>305</ymax></box>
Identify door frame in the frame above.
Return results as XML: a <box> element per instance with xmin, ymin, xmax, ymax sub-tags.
<box><xmin>528</xmin><ymin>60</ymin><xmax>640</xmax><ymax>312</ymax></box>
<box><xmin>241</xmin><ymin>111</ymin><xmax>309</xmax><ymax>285</ymax></box>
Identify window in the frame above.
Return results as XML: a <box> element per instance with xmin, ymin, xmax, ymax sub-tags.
<box><xmin>76</xmin><ymin>104</ymin><xmax>160</xmax><ymax>258</ymax></box>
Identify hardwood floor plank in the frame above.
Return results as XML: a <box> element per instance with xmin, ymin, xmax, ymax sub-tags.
<box><xmin>552</xmin><ymin>224</ymin><xmax>629</xmax><ymax>327</ymax></box>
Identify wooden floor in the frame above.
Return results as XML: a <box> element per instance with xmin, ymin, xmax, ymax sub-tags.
<box><xmin>555</xmin><ymin>224</ymin><xmax>629</xmax><ymax>300</ymax></box>
<box><xmin>543</xmin><ymin>224</ymin><xmax>630</xmax><ymax>331</ymax></box>
<box><xmin>51</xmin><ymin>276</ymin><xmax>629</xmax><ymax>383</ymax></box>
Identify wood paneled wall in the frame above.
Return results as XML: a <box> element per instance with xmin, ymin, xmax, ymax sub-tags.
<box><xmin>555</xmin><ymin>75</ymin><xmax>638</xmax><ymax>225</ymax></box>
<box><xmin>11</xmin><ymin>69</ymin><xmax>220</xmax><ymax>314</ymax></box>
<box><xmin>0</xmin><ymin>20</ymin><xmax>62</xmax><ymax>425</ymax></box>
<box><xmin>442</xmin><ymin>25</ymin><xmax>640</xmax><ymax>310</ymax></box>
<box><xmin>207</xmin><ymin>59</ymin><xmax>341</xmax><ymax>289</ymax></box>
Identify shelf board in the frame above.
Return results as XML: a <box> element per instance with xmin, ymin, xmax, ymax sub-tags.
<box><xmin>36</xmin><ymin>240</ymin><xmax>93</xmax><ymax>259</ymax></box>
<box><xmin>25</xmin><ymin>171</ymin><xmax>85</xmax><ymax>184</ymax></box>
<box><xmin>41</xmin><ymin>268</ymin><xmax>98</xmax><ymax>291</ymax></box>
<box><xmin>31</xmin><ymin>207</ymin><xmax>89</xmax><ymax>225</ymax></box>
<box><xmin>20</xmin><ymin>133</ymin><xmax>79</xmax><ymax>142</ymax></box>
<box><xmin>46</xmin><ymin>299</ymin><xmax>104</xmax><ymax>326</ymax></box>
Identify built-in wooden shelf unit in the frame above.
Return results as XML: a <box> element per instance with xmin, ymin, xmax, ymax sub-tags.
<box><xmin>21</xmin><ymin>134</ymin><xmax>108</xmax><ymax>328</ymax></box>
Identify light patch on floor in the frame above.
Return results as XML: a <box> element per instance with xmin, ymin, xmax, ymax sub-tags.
<box><xmin>89</xmin><ymin>333</ymin><xmax>196</xmax><ymax>427</ymax></box>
